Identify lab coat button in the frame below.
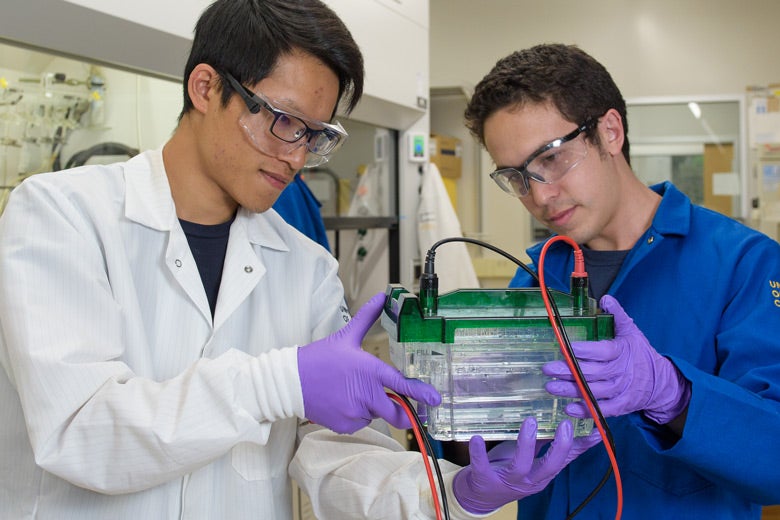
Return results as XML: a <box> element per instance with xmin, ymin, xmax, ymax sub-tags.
<box><xmin>244</xmin><ymin>265</ymin><xmax>253</xmax><ymax>273</ymax></box>
<box><xmin>175</xmin><ymin>259</ymin><xmax>182</xmax><ymax>267</ymax></box>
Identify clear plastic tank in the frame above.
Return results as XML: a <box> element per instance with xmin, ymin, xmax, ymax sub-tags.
<box><xmin>382</xmin><ymin>285</ymin><xmax>613</xmax><ymax>440</ymax></box>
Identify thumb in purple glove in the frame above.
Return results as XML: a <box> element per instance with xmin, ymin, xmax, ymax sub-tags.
<box><xmin>298</xmin><ymin>292</ymin><xmax>441</xmax><ymax>434</ymax></box>
<box><xmin>453</xmin><ymin>417</ymin><xmax>602</xmax><ymax>515</ymax></box>
<box><xmin>544</xmin><ymin>294</ymin><xmax>690</xmax><ymax>424</ymax></box>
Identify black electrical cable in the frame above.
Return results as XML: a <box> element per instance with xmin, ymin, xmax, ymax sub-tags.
<box><xmin>425</xmin><ymin>237</ymin><xmax>539</xmax><ymax>282</ymax></box>
<box><xmin>64</xmin><ymin>142</ymin><xmax>139</xmax><ymax>169</ymax></box>
<box><xmin>425</xmin><ymin>237</ymin><xmax>616</xmax><ymax>518</ymax></box>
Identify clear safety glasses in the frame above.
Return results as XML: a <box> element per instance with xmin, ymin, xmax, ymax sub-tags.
<box><xmin>490</xmin><ymin>119</ymin><xmax>596</xmax><ymax>198</ymax></box>
<box><xmin>224</xmin><ymin>72</ymin><xmax>348</xmax><ymax>168</ymax></box>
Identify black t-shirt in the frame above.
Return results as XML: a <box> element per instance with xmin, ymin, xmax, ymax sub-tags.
<box><xmin>581</xmin><ymin>247</ymin><xmax>630</xmax><ymax>301</ymax></box>
<box><xmin>180</xmin><ymin>216</ymin><xmax>235</xmax><ymax>317</ymax></box>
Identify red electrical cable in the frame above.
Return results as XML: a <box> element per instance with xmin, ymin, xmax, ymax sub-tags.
<box><xmin>387</xmin><ymin>392</ymin><xmax>444</xmax><ymax>520</ymax></box>
<box><xmin>539</xmin><ymin>235</ymin><xmax>623</xmax><ymax>520</ymax></box>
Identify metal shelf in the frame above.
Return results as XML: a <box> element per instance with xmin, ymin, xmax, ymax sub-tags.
<box><xmin>323</xmin><ymin>216</ymin><xmax>400</xmax><ymax>282</ymax></box>
<box><xmin>322</xmin><ymin>216</ymin><xmax>398</xmax><ymax>230</ymax></box>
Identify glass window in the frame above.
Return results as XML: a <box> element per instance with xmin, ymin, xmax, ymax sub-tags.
<box><xmin>0</xmin><ymin>40</ymin><xmax>180</xmax><ymax>208</ymax></box>
<box><xmin>1</xmin><ymin>40</ymin><xmax>398</xmax><ymax>222</ymax></box>
<box><xmin>627</xmin><ymin>99</ymin><xmax>743</xmax><ymax>219</ymax></box>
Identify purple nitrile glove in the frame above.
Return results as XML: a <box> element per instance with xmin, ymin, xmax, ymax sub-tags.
<box><xmin>298</xmin><ymin>292</ymin><xmax>441</xmax><ymax>434</ymax></box>
<box><xmin>544</xmin><ymin>294</ymin><xmax>691</xmax><ymax>424</ymax></box>
<box><xmin>453</xmin><ymin>417</ymin><xmax>602</xmax><ymax>515</ymax></box>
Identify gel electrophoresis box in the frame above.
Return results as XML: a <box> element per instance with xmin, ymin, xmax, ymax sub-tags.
<box><xmin>381</xmin><ymin>284</ymin><xmax>614</xmax><ymax>440</ymax></box>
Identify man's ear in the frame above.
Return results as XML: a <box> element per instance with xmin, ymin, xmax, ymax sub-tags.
<box><xmin>599</xmin><ymin>108</ymin><xmax>625</xmax><ymax>157</ymax></box>
<box><xmin>187</xmin><ymin>63</ymin><xmax>222</xmax><ymax>114</ymax></box>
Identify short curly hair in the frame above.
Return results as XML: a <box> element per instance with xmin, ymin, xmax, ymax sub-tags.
<box><xmin>465</xmin><ymin>43</ymin><xmax>630</xmax><ymax>163</ymax></box>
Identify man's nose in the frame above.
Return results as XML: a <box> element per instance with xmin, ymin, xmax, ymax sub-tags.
<box><xmin>279</xmin><ymin>140</ymin><xmax>309</xmax><ymax>171</ymax></box>
<box><xmin>528</xmin><ymin>179</ymin><xmax>560</xmax><ymax>206</ymax></box>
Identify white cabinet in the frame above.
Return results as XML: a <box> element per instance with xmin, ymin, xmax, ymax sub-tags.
<box><xmin>324</xmin><ymin>0</ymin><xmax>428</xmax><ymax>129</ymax></box>
<box><xmin>0</xmin><ymin>0</ymin><xmax>428</xmax><ymax>130</ymax></box>
<box><xmin>0</xmin><ymin>0</ymin><xmax>191</xmax><ymax>82</ymax></box>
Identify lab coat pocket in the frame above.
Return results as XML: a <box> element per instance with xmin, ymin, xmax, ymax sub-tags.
<box><xmin>230</xmin><ymin>420</ymin><xmax>297</xmax><ymax>481</ymax></box>
<box><xmin>231</xmin><ymin>442</ymin><xmax>272</xmax><ymax>481</ymax></box>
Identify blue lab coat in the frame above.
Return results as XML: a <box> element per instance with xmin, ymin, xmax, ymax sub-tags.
<box><xmin>509</xmin><ymin>182</ymin><xmax>780</xmax><ymax>519</ymax></box>
<box><xmin>272</xmin><ymin>174</ymin><xmax>330</xmax><ymax>251</ymax></box>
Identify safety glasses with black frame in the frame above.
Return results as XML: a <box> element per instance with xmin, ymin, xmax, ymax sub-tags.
<box><xmin>223</xmin><ymin>72</ymin><xmax>348</xmax><ymax>168</ymax></box>
<box><xmin>490</xmin><ymin>118</ymin><xmax>598</xmax><ymax>198</ymax></box>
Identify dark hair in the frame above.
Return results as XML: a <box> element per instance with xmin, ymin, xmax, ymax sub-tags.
<box><xmin>465</xmin><ymin>43</ymin><xmax>630</xmax><ymax>163</ymax></box>
<box><xmin>179</xmin><ymin>0</ymin><xmax>364</xmax><ymax>119</ymax></box>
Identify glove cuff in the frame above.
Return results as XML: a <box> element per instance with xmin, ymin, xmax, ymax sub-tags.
<box><xmin>644</xmin><ymin>361</ymin><xmax>692</xmax><ymax>424</ymax></box>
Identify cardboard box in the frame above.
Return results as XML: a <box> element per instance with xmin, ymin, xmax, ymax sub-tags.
<box><xmin>430</xmin><ymin>134</ymin><xmax>462</xmax><ymax>179</ymax></box>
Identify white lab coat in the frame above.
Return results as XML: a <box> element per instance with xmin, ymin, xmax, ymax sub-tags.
<box><xmin>290</xmin><ymin>426</ymin><xmax>481</xmax><ymax>520</ymax></box>
<box><xmin>0</xmin><ymin>149</ymin><xmax>485</xmax><ymax>520</ymax></box>
<box><xmin>0</xmin><ymin>149</ymin><xmax>352</xmax><ymax>519</ymax></box>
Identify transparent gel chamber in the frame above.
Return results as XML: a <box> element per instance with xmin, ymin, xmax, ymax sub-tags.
<box><xmin>382</xmin><ymin>285</ymin><xmax>614</xmax><ymax>441</ymax></box>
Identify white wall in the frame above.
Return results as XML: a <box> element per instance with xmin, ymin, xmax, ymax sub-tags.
<box><xmin>429</xmin><ymin>0</ymin><xmax>780</xmax><ymax>265</ymax></box>
<box><xmin>431</xmin><ymin>0</ymin><xmax>780</xmax><ymax>97</ymax></box>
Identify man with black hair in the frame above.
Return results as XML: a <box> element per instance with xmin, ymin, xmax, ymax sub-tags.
<box><xmin>0</xmin><ymin>1</ymin><xmax>441</xmax><ymax>518</ymax></box>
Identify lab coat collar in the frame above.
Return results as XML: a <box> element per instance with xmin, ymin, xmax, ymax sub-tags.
<box><xmin>525</xmin><ymin>181</ymin><xmax>693</xmax><ymax>280</ymax></box>
<box><xmin>122</xmin><ymin>148</ymin><xmax>290</xmax><ymax>253</ymax></box>
<box><xmin>124</xmin><ymin>148</ymin><xmax>177</xmax><ymax>231</ymax></box>
<box><xmin>237</xmin><ymin>206</ymin><xmax>290</xmax><ymax>252</ymax></box>
<box><xmin>648</xmin><ymin>181</ymin><xmax>691</xmax><ymax>237</ymax></box>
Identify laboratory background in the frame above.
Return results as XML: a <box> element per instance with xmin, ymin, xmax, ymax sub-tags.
<box><xmin>1</xmin><ymin>1</ymin><xmax>779</xmax><ymax>519</ymax></box>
